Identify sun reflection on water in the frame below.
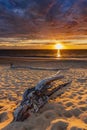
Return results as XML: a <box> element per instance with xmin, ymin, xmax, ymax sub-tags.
<box><xmin>57</xmin><ymin>49</ymin><xmax>61</xmax><ymax>57</ymax></box>
<box><xmin>55</xmin><ymin>43</ymin><xmax>63</xmax><ymax>58</ymax></box>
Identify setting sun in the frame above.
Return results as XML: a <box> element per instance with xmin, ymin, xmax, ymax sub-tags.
<box><xmin>55</xmin><ymin>44</ymin><xmax>63</xmax><ymax>49</ymax></box>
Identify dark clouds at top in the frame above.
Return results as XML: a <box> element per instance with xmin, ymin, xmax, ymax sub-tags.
<box><xmin>0</xmin><ymin>0</ymin><xmax>87</xmax><ymax>39</ymax></box>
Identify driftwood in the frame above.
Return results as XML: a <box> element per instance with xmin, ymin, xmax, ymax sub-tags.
<box><xmin>10</xmin><ymin>64</ymin><xmax>68</xmax><ymax>71</ymax></box>
<box><xmin>14</xmin><ymin>72</ymin><xmax>71</xmax><ymax>121</ymax></box>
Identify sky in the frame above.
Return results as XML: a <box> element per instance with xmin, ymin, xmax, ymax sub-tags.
<box><xmin>0</xmin><ymin>37</ymin><xmax>87</xmax><ymax>49</ymax></box>
<box><xmin>0</xmin><ymin>0</ymin><xmax>87</xmax><ymax>49</ymax></box>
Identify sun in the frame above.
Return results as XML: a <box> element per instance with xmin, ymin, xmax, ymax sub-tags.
<box><xmin>55</xmin><ymin>43</ymin><xmax>63</xmax><ymax>49</ymax></box>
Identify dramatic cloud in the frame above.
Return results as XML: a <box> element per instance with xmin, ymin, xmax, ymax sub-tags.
<box><xmin>0</xmin><ymin>0</ymin><xmax>87</xmax><ymax>39</ymax></box>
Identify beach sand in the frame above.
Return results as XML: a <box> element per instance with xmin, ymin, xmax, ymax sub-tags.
<box><xmin>0</xmin><ymin>60</ymin><xmax>87</xmax><ymax>130</ymax></box>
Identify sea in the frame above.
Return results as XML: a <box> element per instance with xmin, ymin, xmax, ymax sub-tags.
<box><xmin>0</xmin><ymin>49</ymin><xmax>87</xmax><ymax>61</ymax></box>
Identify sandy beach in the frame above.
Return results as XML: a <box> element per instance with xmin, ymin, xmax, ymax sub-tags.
<box><xmin>0</xmin><ymin>60</ymin><xmax>87</xmax><ymax>130</ymax></box>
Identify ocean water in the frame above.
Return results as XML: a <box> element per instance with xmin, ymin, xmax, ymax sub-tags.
<box><xmin>0</xmin><ymin>49</ymin><xmax>87</xmax><ymax>59</ymax></box>
<box><xmin>58</xmin><ymin>50</ymin><xmax>87</xmax><ymax>58</ymax></box>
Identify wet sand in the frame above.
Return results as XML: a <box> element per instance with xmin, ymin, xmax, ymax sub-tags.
<box><xmin>0</xmin><ymin>59</ymin><xmax>87</xmax><ymax>130</ymax></box>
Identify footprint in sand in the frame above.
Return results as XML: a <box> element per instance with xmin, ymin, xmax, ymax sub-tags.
<box><xmin>77</xmin><ymin>78</ymin><xmax>87</xmax><ymax>83</ymax></box>
<box><xmin>70</xmin><ymin>108</ymin><xmax>82</xmax><ymax>117</ymax></box>
<box><xmin>0</xmin><ymin>112</ymin><xmax>8</xmax><ymax>123</ymax></box>
<box><xmin>79</xmin><ymin>106</ymin><xmax>87</xmax><ymax>112</ymax></box>
<box><xmin>70</xmin><ymin>126</ymin><xmax>84</xmax><ymax>130</ymax></box>
<box><xmin>79</xmin><ymin>113</ymin><xmax>87</xmax><ymax>124</ymax></box>
<box><xmin>63</xmin><ymin>109</ymin><xmax>73</xmax><ymax>118</ymax></box>
<box><xmin>49</xmin><ymin>120</ymin><xmax>69</xmax><ymax>130</ymax></box>
<box><xmin>0</xmin><ymin>105</ymin><xmax>4</xmax><ymax>110</ymax></box>
<box><xmin>65</xmin><ymin>101</ymin><xmax>73</xmax><ymax>107</ymax></box>
<box><xmin>43</xmin><ymin>110</ymin><xmax>57</xmax><ymax>120</ymax></box>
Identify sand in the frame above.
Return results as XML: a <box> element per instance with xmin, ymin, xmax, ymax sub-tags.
<box><xmin>0</xmin><ymin>60</ymin><xmax>87</xmax><ymax>130</ymax></box>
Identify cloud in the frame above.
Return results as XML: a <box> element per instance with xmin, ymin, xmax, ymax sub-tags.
<box><xmin>13</xmin><ymin>8</ymin><xmax>25</xmax><ymax>16</ymax></box>
<box><xmin>0</xmin><ymin>0</ymin><xmax>87</xmax><ymax>39</ymax></box>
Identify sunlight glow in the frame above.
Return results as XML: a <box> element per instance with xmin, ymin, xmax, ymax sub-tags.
<box><xmin>55</xmin><ymin>44</ymin><xmax>63</xmax><ymax>49</ymax></box>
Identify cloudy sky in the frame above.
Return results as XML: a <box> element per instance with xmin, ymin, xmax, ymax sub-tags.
<box><xmin>0</xmin><ymin>0</ymin><xmax>87</xmax><ymax>49</ymax></box>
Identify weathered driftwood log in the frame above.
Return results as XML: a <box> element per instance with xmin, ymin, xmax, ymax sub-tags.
<box><xmin>14</xmin><ymin>72</ymin><xmax>71</xmax><ymax>121</ymax></box>
<box><xmin>35</xmin><ymin>71</ymin><xmax>64</xmax><ymax>91</ymax></box>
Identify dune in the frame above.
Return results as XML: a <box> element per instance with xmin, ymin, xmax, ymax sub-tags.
<box><xmin>0</xmin><ymin>60</ymin><xmax>87</xmax><ymax>130</ymax></box>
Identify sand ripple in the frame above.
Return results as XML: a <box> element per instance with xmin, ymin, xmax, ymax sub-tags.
<box><xmin>0</xmin><ymin>61</ymin><xmax>87</xmax><ymax>130</ymax></box>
